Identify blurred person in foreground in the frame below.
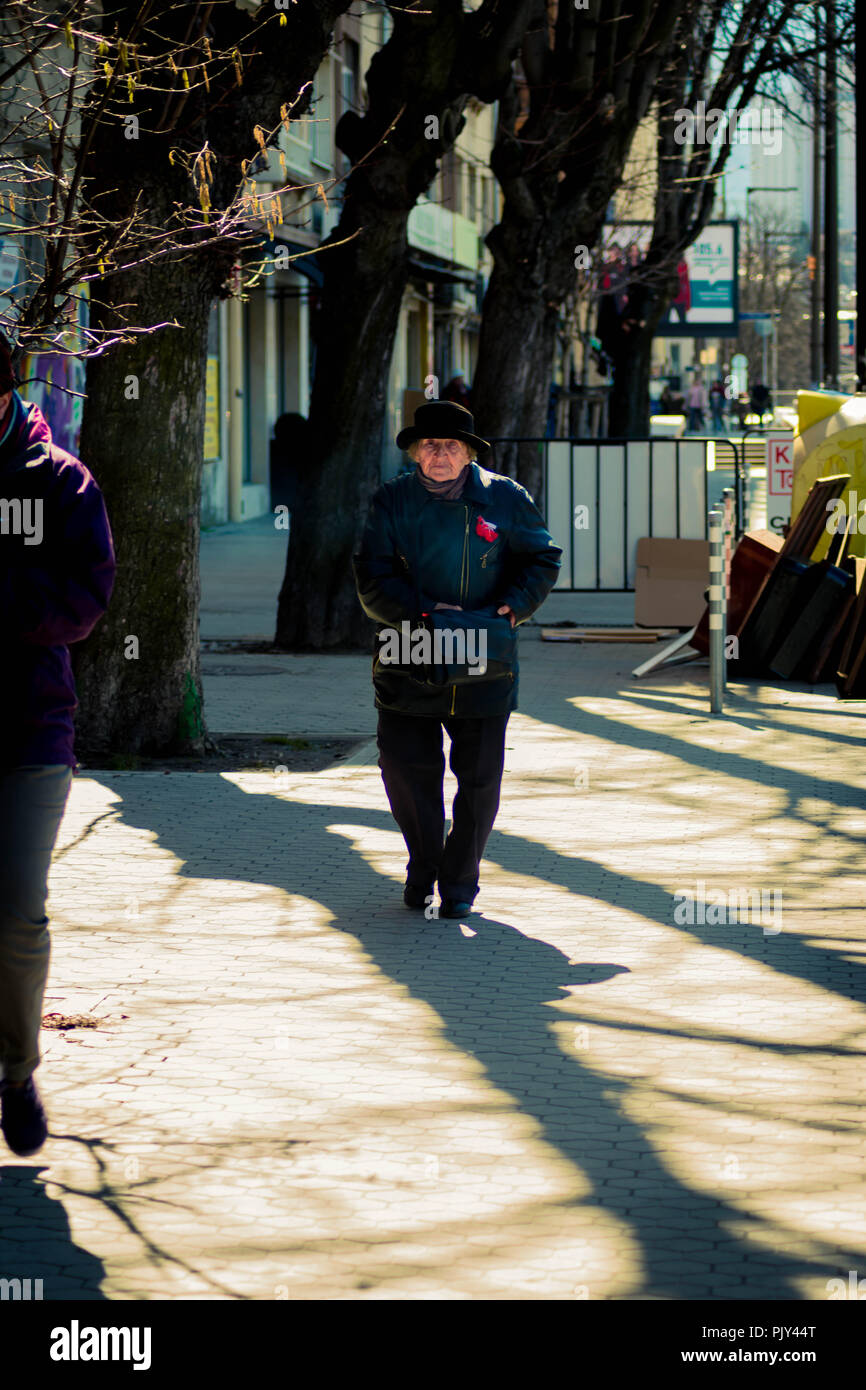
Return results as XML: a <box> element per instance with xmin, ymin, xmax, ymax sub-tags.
<box><xmin>0</xmin><ymin>334</ymin><xmax>114</xmax><ymax>1155</ymax></box>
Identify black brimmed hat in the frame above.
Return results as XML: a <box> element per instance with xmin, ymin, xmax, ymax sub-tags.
<box><xmin>396</xmin><ymin>399</ymin><xmax>488</xmax><ymax>454</ymax></box>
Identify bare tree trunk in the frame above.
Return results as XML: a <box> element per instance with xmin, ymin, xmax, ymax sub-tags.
<box><xmin>275</xmin><ymin>0</ymin><xmax>532</xmax><ymax>648</ymax></box>
<box><xmin>606</xmin><ymin>331</ymin><xmax>654</xmax><ymax>437</ymax></box>
<box><xmin>602</xmin><ymin>0</ymin><xmax>814</xmax><ymax>438</ymax></box>
<box><xmin>70</xmin><ymin>0</ymin><xmax>350</xmax><ymax>751</ymax></box>
<box><xmin>606</xmin><ymin>285</ymin><xmax>670</xmax><ymax>437</ymax></box>
<box><xmin>470</xmin><ymin>1</ymin><xmax>686</xmax><ymax>490</ymax></box>
<box><xmin>74</xmin><ymin>250</ymin><xmax>220</xmax><ymax>754</ymax></box>
<box><xmin>275</xmin><ymin>204</ymin><xmax>412</xmax><ymax>648</ymax></box>
<box><xmin>472</xmin><ymin>178</ymin><xmax>626</xmax><ymax>491</ymax></box>
<box><xmin>472</xmin><ymin>212</ymin><xmax>576</xmax><ymax>498</ymax></box>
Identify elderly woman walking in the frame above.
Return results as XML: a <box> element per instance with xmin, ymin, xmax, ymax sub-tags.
<box><xmin>354</xmin><ymin>400</ymin><xmax>561</xmax><ymax>919</ymax></box>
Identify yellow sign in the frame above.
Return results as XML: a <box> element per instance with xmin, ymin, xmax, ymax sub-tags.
<box><xmin>791</xmin><ymin>392</ymin><xmax>866</xmax><ymax>560</ymax></box>
<box><xmin>204</xmin><ymin>356</ymin><xmax>220</xmax><ymax>459</ymax></box>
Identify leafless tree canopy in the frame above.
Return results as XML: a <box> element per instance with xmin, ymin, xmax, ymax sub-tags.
<box><xmin>0</xmin><ymin>0</ymin><xmax>343</xmax><ymax>365</ymax></box>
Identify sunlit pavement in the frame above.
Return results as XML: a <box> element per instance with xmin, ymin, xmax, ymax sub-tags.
<box><xmin>3</xmin><ymin>637</ymin><xmax>865</xmax><ymax>1300</ymax></box>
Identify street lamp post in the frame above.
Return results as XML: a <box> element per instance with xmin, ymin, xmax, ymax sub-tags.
<box><xmin>764</xmin><ymin>231</ymin><xmax>792</xmax><ymax>402</ymax></box>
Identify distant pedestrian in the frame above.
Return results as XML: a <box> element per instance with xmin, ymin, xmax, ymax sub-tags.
<box><xmin>442</xmin><ymin>374</ymin><xmax>472</xmax><ymax>410</ymax></box>
<box><xmin>668</xmin><ymin>259</ymin><xmax>691</xmax><ymax>324</ymax></box>
<box><xmin>709</xmin><ymin>380</ymin><xmax>726</xmax><ymax>433</ymax></box>
<box><xmin>0</xmin><ymin>334</ymin><xmax>114</xmax><ymax>1157</ymax></box>
<box><xmin>686</xmin><ymin>376</ymin><xmax>708</xmax><ymax>432</ymax></box>
<box><xmin>353</xmin><ymin>400</ymin><xmax>561</xmax><ymax>920</ymax></box>
<box><xmin>750</xmin><ymin>382</ymin><xmax>772</xmax><ymax>424</ymax></box>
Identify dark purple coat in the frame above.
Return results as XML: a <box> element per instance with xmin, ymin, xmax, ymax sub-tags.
<box><xmin>0</xmin><ymin>394</ymin><xmax>115</xmax><ymax>769</ymax></box>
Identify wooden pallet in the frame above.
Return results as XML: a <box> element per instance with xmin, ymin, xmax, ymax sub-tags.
<box><xmin>737</xmin><ymin>474</ymin><xmax>851</xmax><ymax>671</ymax></box>
<box><xmin>836</xmin><ymin>558</ymin><xmax>866</xmax><ymax>696</ymax></box>
<box><xmin>541</xmin><ymin>626</ymin><xmax>677</xmax><ymax>643</ymax></box>
<box><xmin>769</xmin><ymin>518</ymin><xmax>856</xmax><ymax>681</ymax></box>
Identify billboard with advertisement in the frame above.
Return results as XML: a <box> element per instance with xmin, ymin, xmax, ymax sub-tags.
<box><xmin>17</xmin><ymin>287</ymin><xmax>90</xmax><ymax>458</ymax></box>
<box><xmin>599</xmin><ymin>221</ymin><xmax>739</xmax><ymax>337</ymax></box>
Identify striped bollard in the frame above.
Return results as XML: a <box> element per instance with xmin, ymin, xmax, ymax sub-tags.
<box><xmin>722</xmin><ymin>488</ymin><xmax>735</xmax><ymax>593</ymax></box>
<box><xmin>708</xmin><ymin>508</ymin><xmax>726</xmax><ymax>714</ymax></box>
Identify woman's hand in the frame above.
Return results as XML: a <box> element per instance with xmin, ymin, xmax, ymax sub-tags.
<box><xmin>434</xmin><ymin>601</ymin><xmax>514</xmax><ymax>627</ymax></box>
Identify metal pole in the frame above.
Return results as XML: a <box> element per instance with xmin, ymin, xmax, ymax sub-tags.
<box><xmin>734</xmin><ymin>437</ymin><xmax>746</xmax><ymax>539</ymax></box>
<box><xmin>858</xmin><ymin>0</ymin><xmax>866</xmax><ymax>389</ymax></box>
<box><xmin>824</xmin><ymin>0</ymin><xmax>840</xmax><ymax>389</ymax></box>
<box><xmin>227</xmin><ymin>285</ymin><xmax>245</xmax><ymax>524</ymax></box>
<box><xmin>811</xmin><ymin>6</ymin><xmax>823</xmax><ymax>387</ymax></box>
<box><xmin>709</xmin><ymin>508</ymin><xmax>726</xmax><ymax>714</ymax></box>
<box><xmin>722</xmin><ymin>490</ymin><xmax>735</xmax><ymax>582</ymax></box>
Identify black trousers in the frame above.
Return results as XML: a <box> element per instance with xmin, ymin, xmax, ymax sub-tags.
<box><xmin>376</xmin><ymin>709</ymin><xmax>509</xmax><ymax>904</ymax></box>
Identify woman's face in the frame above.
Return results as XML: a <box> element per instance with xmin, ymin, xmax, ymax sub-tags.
<box><xmin>416</xmin><ymin>438</ymin><xmax>470</xmax><ymax>480</ymax></box>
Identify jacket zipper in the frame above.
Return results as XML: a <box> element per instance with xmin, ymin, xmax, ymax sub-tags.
<box><xmin>451</xmin><ymin>505</ymin><xmax>471</xmax><ymax>715</ymax></box>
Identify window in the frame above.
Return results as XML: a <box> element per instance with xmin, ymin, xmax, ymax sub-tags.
<box><xmin>242</xmin><ymin>299</ymin><xmax>253</xmax><ymax>484</ymax></box>
<box><xmin>311</xmin><ymin>61</ymin><xmax>332</xmax><ymax>168</ymax></box>
<box><xmin>483</xmin><ymin>175</ymin><xmax>499</xmax><ymax>227</ymax></box>
<box><xmin>467</xmin><ymin>165</ymin><xmax>478</xmax><ymax>221</ymax></box>
<box><xmin>336</xmin><ymin>37</ymin><xmax>361</xmax><ymax>178</ymax></box>
<box><xmin>406</xmin><ymin>311</ymin><xmax>422</xmax><ymax>389</ymax></box>
<box><xmin>342</xmin><ymin>38</ymin><xmax>360</xmax><ymax>114</ymax></box>
<box><xmin>442</xmin><ymin>152</ymin><xmax>458</xmax><ymax>211</ymax></box>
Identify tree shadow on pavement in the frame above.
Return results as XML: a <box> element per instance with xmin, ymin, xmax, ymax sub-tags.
<box><xmin>0</xmin><ymin>1164</ymin><xmax>106</xmax><ymax>1299</ymax></box>
<box><xmin>518</xmin><ymin>691</ymin><xmax>866</xmax><ymax>1009</ymax></box>
<box><xmin>85</xmin><ymin>769</ymin><xmax>866</xmax><ymax>1300</ymax></box>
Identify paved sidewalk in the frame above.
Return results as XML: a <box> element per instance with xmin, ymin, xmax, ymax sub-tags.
<box><xmin>3</xmin><ymin>631</ymin><xmax>865</xmax><ymax>1300</ymax></box>
<box><xmin>3</xmin><ymin>517</ymin><xmax>866</xmax><ymax>1299</ymax></box>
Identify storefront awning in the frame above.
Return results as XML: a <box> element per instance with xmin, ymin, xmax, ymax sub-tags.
<box><xmin>407</xmin><ymin>250</ymin><xmax>477</xmax><ymax>288</ymax></box>
<box><xmin>261</xmin><ymin>235</ymin><xmax>324</xmax><ymax>287</ymax></box>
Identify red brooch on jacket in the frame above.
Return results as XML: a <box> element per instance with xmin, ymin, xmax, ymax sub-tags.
<box><xmin>476</xmin><ymin>517</ymin><xmax>498</xmax><ymax>543</ymax></box>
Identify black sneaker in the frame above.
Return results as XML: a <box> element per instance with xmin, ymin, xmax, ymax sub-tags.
<box><xmin>0</xmin><ymin>1077</ymin><xmax>49</xmax><ymax>1157</ymax></box>
<box><xmin>439</xmin><ymin>898</ymin><xmax>473</xmax><ymax>920</ymax></box>
<box><xmin>403</xmin><ymin>882</ymin><xmax>433</xmax><ymax>910</ymax></box>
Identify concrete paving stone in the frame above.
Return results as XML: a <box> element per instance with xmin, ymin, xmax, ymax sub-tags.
<box><xmin>10</xmin><ymin>597</ymin><xmax>864</xmax><ymax>1300</ymax></box>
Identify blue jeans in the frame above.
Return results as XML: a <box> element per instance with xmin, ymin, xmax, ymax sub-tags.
<box><xmin>0</xmin><ymin>765</ymin><xmax>72</xmax><ymax>1081</ymax></box>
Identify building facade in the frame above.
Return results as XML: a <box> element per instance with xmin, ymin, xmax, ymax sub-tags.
<box><xmin>201</xmin><ymin>4</ymin><xmax>499</xmax><ymax>525</ymax></box>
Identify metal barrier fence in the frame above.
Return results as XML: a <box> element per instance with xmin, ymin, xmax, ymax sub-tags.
<box><xmin>488</xmin><ymin>436</ymin><xmax>742</xmax><ymax>592</ymax></box>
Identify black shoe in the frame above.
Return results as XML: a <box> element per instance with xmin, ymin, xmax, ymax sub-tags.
<box><xmin>0</xmin><ymin>1076</ymin><xmax>48</xmax><ymax>1157</ymax></box>
<box><xmin>439</xmin><ymin>898</ymin><xmax>473</xmax><ymax>919</ymax></box>
<box><xmin>403</xmin><ymin>883</ymin><xmax>433</xmax><ymax>910</ymax></box>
